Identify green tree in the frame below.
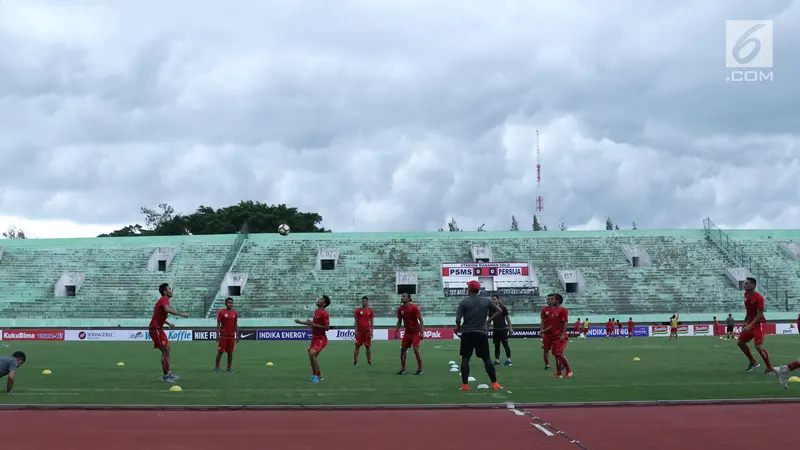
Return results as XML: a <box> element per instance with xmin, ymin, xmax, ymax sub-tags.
<box><xmin>2</xmin><ymin>225</ymin><xmax>26</xmax><ymax>239</ymax></box>
<box><xmin>509</xmin><ymin>215</ymin><xmax>519</xmax><ymax>231</ymax></box>
<box><xmin>437</xmin><ymin>217</ymin><xmax>461</xmax><ymax>232</ymax></box>
<box><xmin>99</xmin><ymin>201</ymin><xmax>328</xmax><ymax>237</ymax></box>
<box><xmin>606</xmin><ymin>217</ymin><xmax>614</xmax><ymax>230</ymax></box>
<box><xmin>532</xmin><ymin>215</ymin><xmax>543</xmax><ymax>231</ymax></box>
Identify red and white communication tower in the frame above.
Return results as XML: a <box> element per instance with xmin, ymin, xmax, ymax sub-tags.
<box><xmin>535</xmin><ymin>130</ymin><xmax>543</xmax><ymax>213</ymax></box>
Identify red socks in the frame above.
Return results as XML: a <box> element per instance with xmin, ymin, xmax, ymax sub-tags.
<box><xmin>544</xmin><ymin>352</ymin><xmax>550</xmax><ymax>366</ymax></box>
<box><xmin>788</xmin><ymin>360</ymin><xmax>800</xmax><ymax>371</ymax></box>
<box><xmin>758</xmin><ymin>348</ymin><xmax>773</xmax><ymax>370</ymax></box>
<box><xmin>161</xmin><ymin>355</ymin><xmax>170</xmax><ymax>375</ymax></box>
<box><xmin>560</xmin><ymin>356</ymin><xmax>571</xmax><ymax>373</ymax></box>
<box><xmin>401</xmin><ymin>350</ymin><xmax>407</xmax><ymax>371</ymax></box>
<box><xmin>415</xmin><ymin>351</ymin><xmax>422</xmax><ymax>370</ymax></box>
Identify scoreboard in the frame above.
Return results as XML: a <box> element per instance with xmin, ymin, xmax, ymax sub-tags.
<box><xmin>441</xmin><ymin>262</ymin><xmax>530</xmax><ymax>277</ymax></box>
<box><xmin>441</xmin><ymin>261</ymin><xmax>538</xmax><ymax>297</ymax></box>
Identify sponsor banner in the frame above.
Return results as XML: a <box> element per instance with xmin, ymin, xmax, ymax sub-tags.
<box><xmin>192</xmin><ymin>330</ymin><xmax>258</xmax><ymax>341</ymax></box>
<box><xmin>443</xmin><ymin>286</ymin><xmax>539</xmax><ymax>297</ymax></box>
<box><xmin>776</xmin><ymin>323</ymin><xmax>798</xmax><ymax>335</ymax></box>
<box><xmin>651</xmin><ymin>325</ymin><xmax>691</xmax><ymax>337</ymax></box>
<box><xmin>713</xmin><ymin>323</ymin><xmax>777</xmax><ymax>336</ymax></box>
<box><xmin>388</xmin><ymin>328</ymin><xmax>455</xmax><ymax>340</ymax></box>
<box><xmin>325</xmin><ymin>329</ymin><xmax>389</xmax><ymax>341</ymax></box>
<box><xmin>693</xmin><ymin>325</ymin><xmax>712</xmax><ymax>336</ymax></box>
<box><xmin>1</xmin><ymin>329</ymin><xmax>65</xmax><ymax>341</ymax></box>
<box><xmin>65</xmin><ymin>330</ymin><xmax>146</xmax><ymax>341</ymax></box>
<box><xmin>489</xmin><ymin>328</ymin><xmax>582</xmax><ymax>339</ymax></box>
<box><xmin>127</xmin><ymin>330</ymin><xmax>193</xmax><ymax>342</ymax></box>
<box><xmin>582</xmin><ymin>326</ymin><xmax>649</xmax><ymax>338</ymax></box>
<box><xmin>256</xmin><ymin>329</ymin><xmax>313</xmax><ymax>340</ymax></box>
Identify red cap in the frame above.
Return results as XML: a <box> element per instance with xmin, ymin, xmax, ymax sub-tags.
<box><xmin>467</xmin><ymin>280</ymin><xmax>481</xmax><ymax>291</ymax></box>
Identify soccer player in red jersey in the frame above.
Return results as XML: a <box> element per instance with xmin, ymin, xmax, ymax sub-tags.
<box><xmin>713</xmin><ymin>316</ymin><xmax>719</xmax><ymax>337</ymax></box>
<box><xmin>574</xmin><ymin>318</ymin><xmax>581</xmax><ymax>337</ymax></box>
<box><xmin>540</xmin><ymin>297</ymin><xmax>554</xmax><ymax>370</ymax></box>
<box><xmin>548</xmin><ymin>293</ymin><xmax>573</xmax><ymax>379</ymax></box>
<box><xmin>215</xmin><ymin>297</ymin><xmax>239</xmax><ymax>373</ymax></box>
<box><xmin>627</xmin><ymin>317</ymin><xmax>635</xmax><ymax>339</ymax></box>
<box><xmin>353</xmin><ymin>295</ymin><xmax>374</xmax><ymax>366</ymax></box>
<box><xmin>149</xmin><ymin>283</ymin><xmax>190</xmax><ymax>383</ymax></box>
<box><xmin>737</xmin><ymin>277</ymin><xmax>774</xmax><ymax>374</ymax></box>
<box><xmin>616</xmin><ymin>320</ymin><xmax>622</xmax><ymax>337</ymax></box>
<box><xmin>395</xmin><ymin>293</ymin><xmax>424</xmax><ymax>375</ymax></box>
<box><xmin>605</xmin><ymin>319</ymin><xmax>613</xmax><ymax>338</ymax></box>
<box><xmin>295</xmin><ymin>295</ymin><xmax>331</xmax><ymax>383</ymax></box>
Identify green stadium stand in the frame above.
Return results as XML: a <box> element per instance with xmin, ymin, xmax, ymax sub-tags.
<box><xmin>1</xmin><ymin>226</ymin><xmax>798</xmax><ymax>327</ymax></box>
<box><xmin>0</xmin><ymin>235</ymin><xmax>236</xmax><ymax>320</ymax></box>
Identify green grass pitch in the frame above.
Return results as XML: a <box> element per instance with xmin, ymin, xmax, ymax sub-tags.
<box><xmin>2</xmin><ymin>336</ymin><xmax>800</xmax><ymax>406</ymax></box>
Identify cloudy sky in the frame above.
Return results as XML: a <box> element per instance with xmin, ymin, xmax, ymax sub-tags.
<box><xmin>1</xmin><ymin>0</ymin><xmax>798</xmax><ymax>239</ymax></box>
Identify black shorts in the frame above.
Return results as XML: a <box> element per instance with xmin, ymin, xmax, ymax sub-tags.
<box><xmin>460</xmin><ymin>332</ymin><xmax>490</xmax><ymax>360</ymax></box>
<box><xmin>727</xmin><ymin>325</ymin><xmax>734</xmax><ymax>333</ymax></box>
<box><xmin>492</xmin><ymin>329</ymin><xmax>509</xmax><ymax>344</ymax></box>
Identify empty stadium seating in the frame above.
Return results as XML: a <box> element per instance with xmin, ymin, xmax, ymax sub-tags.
<box><xmin>1</xmin><ymin>229</ymin><xmax>798</xmax><ymax>322</ymax></box>
<box><xmin>0</xmin><ymin>235</ymin><xmax>235</xmax><ymax>319</ymax></box>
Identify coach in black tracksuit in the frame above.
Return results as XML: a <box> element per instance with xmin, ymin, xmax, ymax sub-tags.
<box><xmin>490</xmin><ymin>295</ymin><xmax>513</xmax><ymax>366</ymax></box>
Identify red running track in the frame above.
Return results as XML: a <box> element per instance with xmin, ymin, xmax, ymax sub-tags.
<box><xmin>0</xmin><ymin>404</ymin><xmax>793</xmax><ymax>450</ymax></box>
<box><xmin>523</xmin><ymin>403</ymin><xmax>796</xmax><ymax>449</ymax></box>
<box><xmin>0</xmin><ymin>409</ymin><xmax>574</xmax><ymax>450</ymax></box>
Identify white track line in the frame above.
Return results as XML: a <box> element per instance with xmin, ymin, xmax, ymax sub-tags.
<box><xmin>532</xmin><ymin>423</ymin><xmax>554</xmax><ymax>436</ymax></box>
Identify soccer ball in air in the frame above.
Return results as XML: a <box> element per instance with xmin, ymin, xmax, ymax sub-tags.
<box><xmin>278</xmin><ymin>224</ymin><xmax>291</xmax><ymax>236</ymax></box>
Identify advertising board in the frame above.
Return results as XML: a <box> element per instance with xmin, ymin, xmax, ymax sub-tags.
<box><xmin>388</xmin><ymin>328</ymin><xmax>455</xmax><ymax>340</ymax></box>
<box><xmin>1</xmin><ymin>329</ymin><xmax>65</xmax><ymax>341</ymax></box>
<box><xmin>325</xmin><ymin>329</ymin><xmax>389</xmax><ymax>341</ymax></box>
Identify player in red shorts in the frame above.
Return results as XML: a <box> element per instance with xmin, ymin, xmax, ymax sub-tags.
<box><xmin>149</xmin><ymin>283</ymin><xmax>190</xmax><ymax>383</ymax></box>
<box><xmin>573</xmin><ymin>318</ymin><xmax>581</xmax><ymax>338</ymax></box>
<box><xmin>548</xmin><ymin>293</ymin><xmax>573</xmax><ymax>379</ymax></box>
<box><xmin>627</xmin><ymin>317</ymin><xmax>635</xmax><ymax>339</ymax></box>
<box><xmin>540</xmin><ymin>296</ymin><xmax>554</xmax><ymax>370</ymax></box>
<box><xmin>737</xmin><ymin>277</ymin><xmax>774</xmax><ymax>374</ymax></box>
<box><xmin>295</xmin><ymin>295</ymin><xmax>331</xmax><ymax>383</ymax></box>
<box><xmin>353</xmin><ymin>295</ymin><xmax>374</xmax><ymax>366</ymax></box>
<box><xmin>215</xmin><ymin>297</ymin><xmax>239</xmax><ymax>373</ymax></box>
<box><xmin>605</xmin><ymin>319</ymin><xmax>613</xmax><ymax>338</ymax></box>
<box><xmin>395</xmin><ymin>293</ymin><xmax>424</xmax><ymax>375</ymax></box>
<box><xmin>713</xmin><ymin>316</ymin><xmax>719</xmax><ymax>337</ymax></box>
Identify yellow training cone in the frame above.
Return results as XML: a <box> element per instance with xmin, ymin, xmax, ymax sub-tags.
<box><xmin>41</xmin><ymin>369</ymin><xmax>52</xmax><ymax>375</ymax></box>
<box><xmin>789</xmin><ymin>376</ymin><xmax>800</xmax><ymax>383</ymax></box>
<box><xmin>169</xmin><ymin>385</ymin><xmax>183</xmax><ymax>392</ymax></box>
<box><xmin>266</xmin><ymin>362</ymin><xmax>274</xmax><ymax>366</ymax></box>
<box><xmin>117</xmin><ymin>362</ymin><xmax>125</xmax><ymax>366</ymax></box>
<box><xmin>633</xmin><ymin>357</ymin><xmax>641</xmax><ymax>361</ymax></box>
